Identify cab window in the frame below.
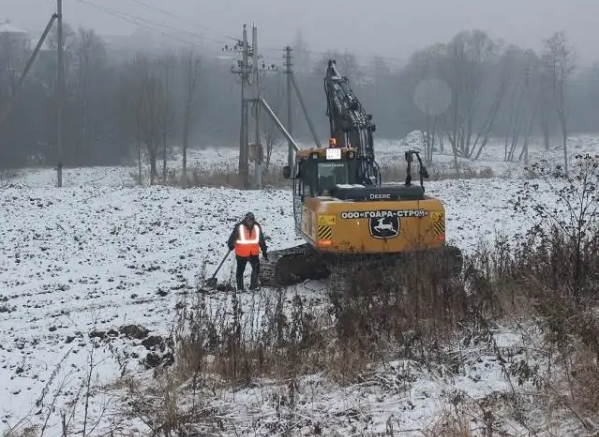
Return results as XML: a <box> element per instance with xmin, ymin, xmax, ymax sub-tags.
<box><xmin>298</xmin><ymin>159</ymin><xmax>317</xmax><ymax>198</ymax></box>
<box><xmin>317</xmin><ymin>162</ymin><xmax>347</xmax><ymax>193</ymax></box>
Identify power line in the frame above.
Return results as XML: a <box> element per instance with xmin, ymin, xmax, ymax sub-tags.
<box><xmin>261</xmin><ymin>46</ymin><xmax>406</xmax><ymax>64</ymax></box>
<box><xmin>78</xmin><ymin>0</ymin><xmax>404</xmax><ymax>65</ymax></box>
<box><xmin>117</xmin><ymin>0</ymin><xmax>404</xmax><ymax>63</ymax></box>
<box><xmin>75</xmin><ymin>0</ymin><xmax>225</xmax><ymax>56</ymax></box>
<box><xmin>77</xmin><ymin>0</ymin><xmax>225</xmax><ymax>46</ymax></box>
<box><xmin>120</xmin><ymin>0</ymin><xmax>238</xmax><ymax>43</ymax></box>
<box><xmin>78</xmin><ymin>0</ymin><xmax>403</xmax><ymax>64</ymax></box>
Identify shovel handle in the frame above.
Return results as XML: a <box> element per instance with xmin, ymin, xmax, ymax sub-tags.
<box><xmin>209</xmin><ymin>249</ymin><xmax>232</xmax><ymax>280</ymax></box>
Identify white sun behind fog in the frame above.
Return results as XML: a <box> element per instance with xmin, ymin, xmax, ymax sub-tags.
<box><xmin>413</xmin><ymin>78</ymin><xmax>452</xmax><ymax>116</ymax></box>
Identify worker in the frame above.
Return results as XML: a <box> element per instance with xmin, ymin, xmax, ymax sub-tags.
<box><xmin>227</xmin><ymin>212</ymin><xmax>268</xmax><ymax>291</ymax></box>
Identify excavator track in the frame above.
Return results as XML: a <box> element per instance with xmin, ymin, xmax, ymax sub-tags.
<box><xmin>259</xmin><ymin>243</ymin><xmax>331</xmax><ymax>288</ymax></box>
<box><xmin>328</xmin><ymin>245</ymin><xmax>464</xmax><ymax>296</ymax></box>
<box><xmin>259</xmin><ymin>243</ymin><xmax>464</xmax><ymax>291</ymax></box>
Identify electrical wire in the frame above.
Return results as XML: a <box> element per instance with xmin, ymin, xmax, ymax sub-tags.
<box><xmin>120</xmin><ymin>0</ymin><xmax>239</xmax><ymax>43</ymax></box>
<box><xmin>75</xmin><ymin>0</ymin><xmax>228</xmax><ymax>57</ymax></box>
<box><xmin>81</xmin><ymin>0</ymin><xmax>405</xmax><ymax>64</ymax></box>
<box><xmin>120</xmin><ymin>0</ymin><xmax>394</xmax><ymax>62</ymax></box>
<box><xmin>260</xmin><ymin>46</ymin><xmax>406</xmax><ymax>65</ymax></box>
<box><xmin>77</xmin><ymin>0</ymin><xmax>226</xmax><ymax>47</ymax></box>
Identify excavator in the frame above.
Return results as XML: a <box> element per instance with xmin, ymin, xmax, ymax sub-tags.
<box><xmin>259</xmin><ymin>59</ymin><xmax>463</xmax><ymax>288</ymax></box>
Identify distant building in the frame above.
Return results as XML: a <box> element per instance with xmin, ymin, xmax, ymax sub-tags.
<box><xmin>0</xmin><ymin>20</ymin><xmax>29</xmax><ymax>49</ymax></box>
<box><xmin>0</xmin><ymin>20</ymin><xmax>28</xmax><ymax>37</ymax></box>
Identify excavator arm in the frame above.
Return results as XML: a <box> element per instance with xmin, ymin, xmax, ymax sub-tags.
<box><xmin>324</xmin><ymin>60</ymin><xmax>381</xmax><ymax>185</ymax></box>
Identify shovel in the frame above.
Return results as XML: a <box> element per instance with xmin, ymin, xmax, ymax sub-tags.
<box><xmin>205</xmin><ymin>250</ymin><xmax>232</xmax><ymax>287</ymax></box>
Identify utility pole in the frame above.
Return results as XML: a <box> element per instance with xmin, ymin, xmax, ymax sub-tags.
<box><xmin>228</xmin><ymin>25</ymin><xmax>250</xmax><ymax>187</ymax></box>
<box><xmin>240</xmin><ymin>25</ymin><xmax>249</xmax><ymax>187</ymax></box>
<box><xmin>56</xmin><ymin>0</ymin><xmax>64</xmax><ymax>187</ymax></box>
<box><xmin>228</xmin><ymin>24</ymin><xmax>276</xmax><ymax>189</ymax></box>
<box><xmin>283</xmin><ymin>46</ymin><xmax>321</xmax><ymax>151</ymax></box>
<box><xmin>283</xmin><ymin>46</ymin><xmax>293</xmax><ymax>169</ymax></box>
<box><xmin>0</xmin><ymin>14</ymin><xmax>56</xmax><ymax>130</ymax></box>
<box><xmin>251</xmin><ymin>25</ymin><xmax>261</xmax><ymax>188</ymax></box>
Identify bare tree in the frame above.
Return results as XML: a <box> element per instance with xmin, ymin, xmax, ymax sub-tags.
<box><xmin>541</xmin><ymin>31</ymin><xmax>575</xmax><ymax>174</ymax></box>
<box><xmin>180</xmin><ymin>50</ymin><xmax>201</xmax><ymax>177</ymax></box>
<box><xmin>121</xmin><ymin>55</ymin><xmax>145</xmax><ymax>182</ymax></box>
<box><xmin>47</xmin><ymin>22</ymin><xmax>77</xmax><ymax>83</ymax></box>
<box><xmin>538</xmin><ymin>67</ymin><xmax>554</xmax><ymax>151</ymax></box>
<box><xmin>502</xmin><ymin>47</ymin><xmax>541</xmax><ymax>164</ymax></box>
<box><xmin>73</xmin><ymin>27</ymin><xmax>106</xmax><ymax>164</ymax></box>
<box><xmin>339</xmin><ymin>50</ymin><xmax>362</xmax><ymax>84</ymax></box>
<box><xmin>156</xmin><ymin>53</ymin><xmax>176</xmax><ymax>181</ymax></box>
<box><xmin>402</xmin><ymin>44</ymin><xmax>447</xmax><ymax>165</ymax></box>
<box><xmin>144</xmin><ymin>60</ymin><xmax>167</xmax><ymax>184</ymax></box>
<box><xmin>0</xmin><ymin>32</ymin><xmax>27</xmax><ymax>94</ymax></box>
<box><xmin>127</xmin><ymin>53</ymin><xmax>167</xmax><ymax>185</ymax></box>
<box><xmin>439</xmin><ymin>30</ymin><xmax>509</xmax><ymax>161</ymax></box>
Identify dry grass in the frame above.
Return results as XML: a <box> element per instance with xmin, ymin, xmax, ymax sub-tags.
<box><xmin>119</xmin><ymin>153</ymin><xmax>599</xmax><ymax>435</ymax></box>
<box><xmin>135</xmin><ymin>161</ymin><xmax>497</xmax><ymax>189</ymax></box>
<box><xmin>380</xmin><ymin>161</ymin><xmax>495</xmax><ymax>182</ymax></box>
<box><xmin>123</xmin><ymin>220</ymin><xmax>599</xmax><ymax>435</ymax></box>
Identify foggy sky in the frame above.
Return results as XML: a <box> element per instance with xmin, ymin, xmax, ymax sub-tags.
<box><xmin>4</xmin><ymin>0</ymin><xmax>598</xmax><ymax>65</ymax></box>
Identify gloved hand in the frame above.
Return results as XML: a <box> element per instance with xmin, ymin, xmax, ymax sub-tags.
<box><xmin>227</xmin><ymin>243</ymin><xmax>234</xmax><ymax>251</ymax></box>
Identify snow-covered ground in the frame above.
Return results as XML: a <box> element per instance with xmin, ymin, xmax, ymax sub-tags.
<box><xmin>0</xmin><ymin>133</ymin><xmax>596</xmax><ymax>435</ymax></box>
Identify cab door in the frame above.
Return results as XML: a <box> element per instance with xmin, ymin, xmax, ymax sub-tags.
<box><xmin>292</xmin><ymin>160</ymin><xmax>303</xmax><ymax>235</ymax></box>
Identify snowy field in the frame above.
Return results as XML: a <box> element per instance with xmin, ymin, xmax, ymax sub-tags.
<box><xmin>0</xmin><ymin>134</ymin><xmax>596</xmax><ymax>435</ymax></box>
<box><xmin>6</xmin><ymin>132</ymin><xmax>599</xmax><ymax>188</ymax></box>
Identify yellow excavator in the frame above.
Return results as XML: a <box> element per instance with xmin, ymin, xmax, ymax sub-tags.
<box><xmin>259</xmin><ymin>60</ymin><xmax>463</xmax><ymax>287</ymax></box>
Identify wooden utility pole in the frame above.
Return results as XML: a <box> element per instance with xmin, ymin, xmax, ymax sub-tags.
<box><xmin>283</xmin><ymin>46</ymin><xmax>321</xmax><ymax>151</ymax></box>
<box><xmin>283</xmin><ymin>46</ymin><xmax>294</xmax><ymax>169</ymax></box>
<box><xmin>56</xmin><ymin>0</ymin><xmax>64</xmax><ymax>187</ymax></box>
<box><xmin>251</xmin><ymin>25</ymin><xmax>261</xmax><ymax>188</ymax></box>
<box><xmin>228</xmin><ymin>25</ymin><xmax>250</xmax><ymax>187</ymax></box>
<box><xmin>0</xmin><ymin>15</ymin><xmax>56</xmax><ymax>130</ymax></box>
<box><xmin>229</xmin><ymin>24</ymin><xmax>276</xmax><ymax>188</ymax></box>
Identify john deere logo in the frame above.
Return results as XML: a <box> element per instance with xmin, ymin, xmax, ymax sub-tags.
<box><xmin>369</xmin><ymin>216</ymin><xmax>399</xmax><ymax>239</ymax></box>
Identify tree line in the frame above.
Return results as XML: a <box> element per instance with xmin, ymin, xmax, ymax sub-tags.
<box><xmin>0</xmin><ymin>23</ymin><xmax>595</xmax><ymax>173</ymax></box>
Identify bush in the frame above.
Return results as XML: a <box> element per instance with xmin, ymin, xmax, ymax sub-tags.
<box><xmin>164</xmin><ymin>164</ymin><xmax>292</xmax><ymax>189</ymax></box>
<box><xmin>380</xmin><ymin>162</ymin><xmax>495</xmax><ymax>182</ymax></box>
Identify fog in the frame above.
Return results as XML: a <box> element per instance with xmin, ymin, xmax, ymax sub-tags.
<box><xmin>4</xmin><ymin>0</ymin><xmax>599</xmax><ymax>64</ymax></box>
<box><xmin>1</xmin><ymin>0</ymin><xmax>599</xmax><ymax>177</ymax></box>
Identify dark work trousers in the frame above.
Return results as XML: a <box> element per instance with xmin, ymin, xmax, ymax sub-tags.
<box><xmin>236</xmin><ymin>254</ymin><xmax>260</xmax><ymax>290</ymax></box>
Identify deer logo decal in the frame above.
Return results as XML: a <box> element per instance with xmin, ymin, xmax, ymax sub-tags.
<box><xmin>369</xmin><ymin>216</ymin><xmax>399</xmax><ymax>239</ymax></box>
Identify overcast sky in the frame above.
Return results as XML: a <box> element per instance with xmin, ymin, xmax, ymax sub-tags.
<box><xmin>4</xmin><ymin>0</ymin><xmax>598</xmax><ymax>65</ymax></box>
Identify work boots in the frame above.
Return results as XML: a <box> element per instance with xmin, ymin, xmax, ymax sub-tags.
<box><xmin>235</xmin><ymin>269</ymin><xmax>260</xmax><ymax>291</ymax></box>
<box><xmin>249</xmin><ymin>270</ymin><xmax>260</xmax><ymax>290</ymax></box>
<box><xmin>249</xmin><ymin>281</ymin><xmax>259</xmax><ymax>291</ymax></box>
<box><xmin>236</xmin><ymin>273</ymin><xmax>245</xmax><ymax>292</ymax></box>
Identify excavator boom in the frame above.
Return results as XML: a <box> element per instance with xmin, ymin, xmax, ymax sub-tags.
<box><xmin>324</xmin><ymin>60</ymin><xmax>380</xmax><ymax>185</ymax></box>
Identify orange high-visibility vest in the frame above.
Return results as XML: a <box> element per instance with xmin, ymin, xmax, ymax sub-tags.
<box><xmin>235</xmin><ymin>223</ymin><xmax>260</xmax><ymax>257</ymax></box>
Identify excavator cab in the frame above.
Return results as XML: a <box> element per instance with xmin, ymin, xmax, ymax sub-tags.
<box><xmin>282</xmin><ymin>142</ymin><xmax>428</xmax><ymax>201</ymax></box>
<box><xmin>285</xmin><ymin>147</ymin><xmax>353</xmax><ymax>200</ymax></box>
